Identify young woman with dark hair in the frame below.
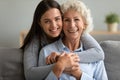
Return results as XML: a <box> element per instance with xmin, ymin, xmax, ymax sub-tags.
<box><xmin>21</xmin><ymin>0</ymin><xmax>104</xmax><ymax>80</ymax></box>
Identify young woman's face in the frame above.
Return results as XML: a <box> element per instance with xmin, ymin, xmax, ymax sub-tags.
<box><xmin>63</xmin><ymin>9</ymin><xmax>85</xmax><ymax>40</ymax></box>
<box><xmin>40</xmin><ymin>8</ymin><xmax>62</xmax><ymax>38</ymax></box>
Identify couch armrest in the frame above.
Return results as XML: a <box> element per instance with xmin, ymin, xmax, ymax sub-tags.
<box><xmin>0</xmin><ymin>47</ymin><xmax>25</xmax><ymax>80</ymax></box>
<box><xmin>100</xmin><ymin>41</ymin><xmax>120</xmax><ymax>80</ymax></box>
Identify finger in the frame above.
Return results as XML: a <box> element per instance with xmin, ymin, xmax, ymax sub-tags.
<box><xmin>50</xmin><ymin>56</ymin><xmax>56</xmax><ymax>64</ymax></box>
<box><xmin>71</xmin><ymin>66</ymin><xmax>79</xmax><ymax>71</ymax></box>
<box><xmin>51</xmin><ymin>53</ymin><xmax>60</xmax><ymax>63</ymax></box>
<box><xmin>46</xmin><ymin>52</ymin><xmax>58</xmax><ymax>64</ymax></box>
<box><xmin>72</xmin><ymin>54</ymin><xmax>80</xmax><ymax>62</ymax></box>
<box><xmin>69</xmin><ymin>53</ymin><xmax>79</xmax><ymax>59</ymax></box>
<box><xmin>73</xmin><ymin>62</ymin><xmax>79</xmax><ymax>67</ymax></box>
<box><xmin>74</xmin><ymin>58</ymin><xmax>80</xmax><ymax>62</ymax></box>
<box><xmin>55</xmin><ymin>55</ymin><xmax>60</xmax><ymax>61</ymax></box>
<box><xmin>68</xmin><ymin>53</ymin><xmax>75</xmax><ymax>56</ymax></box>
<box><xmin>73</xmin><ymin>54</ymin><xmax>78</xmax><ymax>57</ymax></box>
<box><xmin>46</xmin><ymin>55</ymin><xmax>50</xmax><ymax>64</ymax></box>
<box><xmin>48</xmin><ymin>56</ymin><xmax>52</xmax><ymax>64</ymax></box>
<box><xmin>71</xmin><ymin>66</ymin><xmax>80</xmax><ymax>72</ymax></box>
<box><xmin>60</xmin><ymin>52</ymin><xmax>66</xmax><ymax>56</ymax></box>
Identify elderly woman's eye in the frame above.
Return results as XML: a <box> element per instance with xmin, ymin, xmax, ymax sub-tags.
<box><xmin>75</xmin><ymin>18</ymin><xmax>80</xmax><ymax>21</ymax></box>
<box><xmin>64</xmin><ymin>19</ymin><xmax>70</xmax><ymax>22</ymax></box>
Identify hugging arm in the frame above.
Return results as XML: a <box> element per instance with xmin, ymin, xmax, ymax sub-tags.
<box><xmin>38</xmin><ymin>49</ymin><xmax>59</xmax><ymax>80</ymax></box>
<box><xmin>41</xmin><ymin>48</ymin><xmax>106</xmax><ymax>80</ymax></box>
<box><xmin>46</xmin><ymin>33</ymin><xmax>104</xmax><ymax>64</ymax></box>
<box><xmin>23</xmin><ymin>39</ymin><xmax>54</xmax><ymax>80</ymax></box>
<box><xmin>39</xmin><ymin>49</ymin><xmax>81</xmax><ymax>80</ymax></box>
<box><xmin>79</xmin><ymin>33</ymin><xmax>104</xmax><ymax>63</ymax></box>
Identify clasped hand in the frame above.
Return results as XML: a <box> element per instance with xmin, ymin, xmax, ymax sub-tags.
<box><xmin>46</xmin><ymin>52</ymin><xmax>82</xmax><ymax>79</ymax></box>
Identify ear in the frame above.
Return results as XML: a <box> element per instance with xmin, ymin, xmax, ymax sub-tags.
<box><xmin>83</xmin><ymin>23</ymin><xmax>87</xmax><ymax>30</ymax></box>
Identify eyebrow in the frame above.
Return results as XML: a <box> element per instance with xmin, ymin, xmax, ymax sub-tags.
<box><xmin>43</xmin><ymin>16</ymin><xmax>61</xmax><ymax>20</ymax></box>
<box><xmin>43</xmin><ymin>19</ymin><xmax>50</xmax><ymax>21</ymax></box>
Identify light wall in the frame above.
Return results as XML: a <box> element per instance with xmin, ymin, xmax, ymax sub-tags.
<box><xmin>0</xmin><ymin>0</ymin><xmax>120</xmax><ymax>48</ymax></box>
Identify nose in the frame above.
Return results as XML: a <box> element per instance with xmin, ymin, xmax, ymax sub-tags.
<box><xmin>51</xmin><ymin>21</ymin><xmax>57</xmax><ymax>28</ymax></box>
<box><xmin>70</xmin><ymin>20</ymin><xmax>75</xmax><ymax>28</ymax></box>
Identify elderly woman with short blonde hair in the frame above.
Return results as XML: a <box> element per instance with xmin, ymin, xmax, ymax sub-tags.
<box><xmin>38</xmin><ymin>0</ymin><xmax>108</xmax><ymax>80</ymax></box>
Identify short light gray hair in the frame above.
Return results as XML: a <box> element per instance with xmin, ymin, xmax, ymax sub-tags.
<box><xmin>61</xmin><ymin>0</ymin><xmax>94</xmax><ymax>33</ymax></box>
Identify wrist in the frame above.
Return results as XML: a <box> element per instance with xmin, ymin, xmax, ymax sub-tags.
<box><xmin>52</xmin><ymin>61</ymin><xmax>65</xmax><ymax>78</ymax></box>
<box><xmin>76</xmin><ymin>72</ymin><xmax>82</xmax><ymax>80</ymax></box>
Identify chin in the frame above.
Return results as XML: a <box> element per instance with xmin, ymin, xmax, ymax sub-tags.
<box><xmin>52</xmin><ymin>34</ymin><xmax>60</xmax><ymax>38</ymax></box>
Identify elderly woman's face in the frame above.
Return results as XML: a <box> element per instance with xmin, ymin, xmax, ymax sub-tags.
<box><xmin>63</xmin><ymin>9</ymin><xmax>85</xmax><ymax>40</ymax></box>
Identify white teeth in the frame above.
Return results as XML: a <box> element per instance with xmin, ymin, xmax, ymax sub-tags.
<box><xmin>51</xmin><ymin>29</ymin><xmax>57</xmax><ymax>32</ymax></box>
<box><xmin>50</xmin><ymin>28</ymin><xmax>59</xmax><ymax>32</ymax></box>
<box><xmin>68</xmin><ymin>29</ymin><xmax>78</xmax><ymax>33</ymax></box>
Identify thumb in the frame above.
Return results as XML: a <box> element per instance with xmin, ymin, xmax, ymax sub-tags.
<box><xmin>60</xmin><ymin>51</ymin><xmax>66</xmax><ymax>56</ymax></box>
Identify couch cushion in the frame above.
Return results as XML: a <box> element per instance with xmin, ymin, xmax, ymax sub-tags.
<box><xmin>0</xmin><ymin>48</ymin><xmax>25</xmax><ymax>80</ymax></box>
<box><xmin>100</xmin><ymin>41</ymin><xmax>120</xmax><ymax>80</ymax></box>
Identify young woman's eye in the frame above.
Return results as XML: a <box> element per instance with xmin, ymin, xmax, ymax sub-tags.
<box><xmin>55</xmin><ymin>17</ymin><xmax>61</xmax><ymax>21</ymax></box>
<box><xmin>44</xmin><ymin>20</ymin><xmax>50</xmax><ymax>23</ymax></box>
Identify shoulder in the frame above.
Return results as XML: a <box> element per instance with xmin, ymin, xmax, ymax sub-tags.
<box><xmin>44</xmin><ymin>41</ymin><xmax>58</xmax><ymax>49</ymax></box>
<box><xmin>24</xmin><ymin>37</ymin><xmax>39</xmax><ymax>51</ymax></box>
<box><xmin>81</xmin><ymin>33</ymin><xmax>93</xmax><ymax>39</ymax></box>
<box><xmin>81</xmin><ymin>33</ymin><xmax>98</xmax><ymax>44</ymax></box>
<box><xmin>40</xmin><ymin>40</ymin><xmax>58</xmax><ymax>52</ymax></box>
<box><xmin>40</xmin><ymin>41</ymin><xmax>59</xmax><ymax>57</ymax></box>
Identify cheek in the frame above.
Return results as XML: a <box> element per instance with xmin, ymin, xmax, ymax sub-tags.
<box><xmin>40</xmin><ymin>23</ymin><xmax>49</xmax><ymax>32</ymax></box>
<box><xmin>59</xmin><ymin>22</ymin><xmax>63</xmax><ymax>28</ymax></box>
<box><xmin>78</xmin><ymin>22</ymin><xmax>85</xmax><ymax>29</ymax></box>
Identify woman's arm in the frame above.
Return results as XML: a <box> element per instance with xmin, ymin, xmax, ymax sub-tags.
<box><xmin>24</xmin><ymin>38</ymin><xmax>53</xmax><ymax>80</ymax></box>
<box><xmin>46</xmin><ymin>33</ymin><xmax>104</xmax><ymax>63</ymax></box>
<box><xmin>39</xmin><ymin>47</ymin><xmax>81</xmax><ymax>80</ymax></box>
<box><xmin>79</xmin><ymin>33</ymin><xmax>104</xmax><ymax>63</ymax></box>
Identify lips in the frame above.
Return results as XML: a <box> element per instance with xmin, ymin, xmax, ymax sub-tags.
<box><xmin>49</xmin><ymin>27</ymin><xmax>60</xmax><ymax>33</ymax></box>
<box><xmin>68</xmin><ymin>28</ymin><xmax>78</xmax><ymax>33</ymax></box>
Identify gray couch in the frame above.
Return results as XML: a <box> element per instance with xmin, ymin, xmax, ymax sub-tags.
<box><xmin>0</xmin><ymin>41</ymin><xmax>120</xmax><ymax>80</ymax></box>
<box><xmin>0</xmin><ymin>48</ymin><xmax>25</xmax><ymax>80</ymax></box>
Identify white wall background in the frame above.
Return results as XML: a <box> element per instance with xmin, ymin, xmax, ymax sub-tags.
<box><xmin>0</xmin><ymin>0</ymin><xmax>120</xmax><ymax>48</ymax></box>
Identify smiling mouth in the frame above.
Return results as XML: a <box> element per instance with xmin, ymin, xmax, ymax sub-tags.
<box><xmin>50</xmin><ymin>27</ymin><xmax>60</xmax><ymax>32</ymax></box>
<box><xmin>68</xmin><ymin>29</ymin><xmax>78</xmax><ymax>33</ymax></box>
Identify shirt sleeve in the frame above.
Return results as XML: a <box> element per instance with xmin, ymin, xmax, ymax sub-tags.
<box><xmin>81</xmin><ymin>72</ymin><xmax>94</xmax><ymax>80</ymax></box>
<box><xmin>80</xmin><ymin>61</ymin><xmax>108</xmax><ymax>80</ymax></box>
<box><xmin>24</xmin><ymin>38</ymin><xmax>53</xmax><ymax>80</ymax></box>
<box><xmin>93</xmin><ymin>61</ymin><xmax>108</xmax><ymax>80</ymax></box>
<box><xmin>45</xmin><ymin>71</ymin><xmax>58</xmax><ymax>80</ymax></box>
<box><xmin>78</xmin><ymin>33</ymin><xmax>104</xmax><ymax>63</ymax></box>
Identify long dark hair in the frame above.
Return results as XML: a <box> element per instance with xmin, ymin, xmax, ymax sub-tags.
<box><xmin>21</xmin><ymin>0</ymin><xmax>62</xmax><ymax>50</ymax></box>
